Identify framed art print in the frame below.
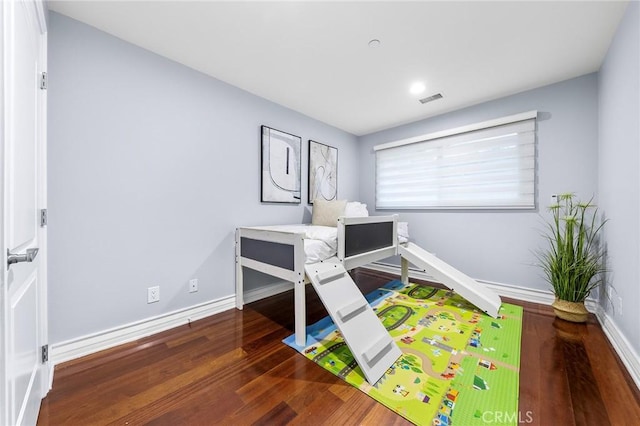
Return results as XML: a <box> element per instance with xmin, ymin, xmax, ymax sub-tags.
<box><xmin>308</xmin><ymin>140</ymin><xmax>337</xmax><ymax>204</ymax></box>
<box><xmin>261</xmin><ymin>125</ymin><xmax>301</xmax><ymax>203</ymax></box>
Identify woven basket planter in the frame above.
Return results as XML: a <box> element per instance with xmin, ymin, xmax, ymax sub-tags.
<box><xmin>552</xmin><ymin>298</ymin><xmax>589</xmax><ymax>323</ymax></box>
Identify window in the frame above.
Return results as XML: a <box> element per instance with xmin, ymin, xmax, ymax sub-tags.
<box><xmin>375</xmin><ymin>111</ymin><xmax>537</xmax><ymax>209</ymax></box>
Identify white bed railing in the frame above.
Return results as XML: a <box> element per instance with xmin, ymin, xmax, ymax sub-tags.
<box><xmin>235</xmin><ymin>215</ymin><xmax>398</xmax><ymax>345</ymax></box>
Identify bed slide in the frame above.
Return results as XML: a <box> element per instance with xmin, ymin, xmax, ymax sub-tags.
<box><xmin>305</xmin><ymin>262</ymin><xmax>402</xmax><ymax>385</ymax></box>
<box><xmin>398</xmin><ymin>243</ymin><xmax>502</xmax><ymax>318</ymax></box>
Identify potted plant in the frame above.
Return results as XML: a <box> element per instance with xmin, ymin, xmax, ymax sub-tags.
<box><xmin>537</xmin><ymin>193</ymin><xmax>607</xmax><ymax>322</ymax></box>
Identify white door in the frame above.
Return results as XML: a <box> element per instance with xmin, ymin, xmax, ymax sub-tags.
<box><xmin>1</xmin><ymin>0</ymin><xmax>48</xmax><ymax>425</ymax></box>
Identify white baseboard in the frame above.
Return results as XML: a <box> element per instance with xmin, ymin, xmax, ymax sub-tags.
<box><xmin>50</xmin><ymin>295</ymin><xmax>235</xmax><ymax>367</ymax></box>
<box><xmin>243</xmin><ymin>281</ymin><xmax>294</xmax><ymax>304</ymax></box>
<box><xmin>595</xmin><ymin>308</ymin><xmax>640</xmax><ymax>391</ymax></box>
<box><xmin>363</xmin><ymin>262</ymin><xmax>639</xmax><ymax>391</ymax></box>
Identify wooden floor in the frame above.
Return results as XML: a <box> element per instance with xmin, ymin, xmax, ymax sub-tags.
<box><xmin>38</xmin><ymin>269</ymin><xmax>640</xmax><ymax>425</ymax></box>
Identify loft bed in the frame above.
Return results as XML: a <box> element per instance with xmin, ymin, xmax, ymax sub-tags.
<box><xmin>235</xmin><ymin>200</ymin><xmax>502</xmax><ymax>353</ymax></box>
<box><xmin>235</xmin><ymin>212</ymin><xmax>399</xmax><ymax>347</ymax></box>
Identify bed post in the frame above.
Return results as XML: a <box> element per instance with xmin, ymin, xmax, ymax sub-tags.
<box><xmin>235</xmin><ymin>228</ymin><xmax>244</xmax><ymax>310</ymax></box>
<box><xmin>293</xmin><ymin>234</ymin><xmax>306</xmax><ymax>347</ymax></box>
<box><xmin>401</xmin><ymin>257</ymin><xmax>409</xmax><ymax>285</ymax></box>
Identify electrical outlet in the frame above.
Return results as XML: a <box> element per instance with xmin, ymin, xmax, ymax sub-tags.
<box><xmin>189</xmin><ymin>278</ymin><xmax>198</xmax><ymax>293</ymax></box>
<box><xmin>550</xmin><ymin>194</ymin><xmax>558</xmax><ymax>205</ymax></box>
<box><xmin>147</xmin><ymin>286</ymin><xmax>160</xmax><ymax>303</ymax></box>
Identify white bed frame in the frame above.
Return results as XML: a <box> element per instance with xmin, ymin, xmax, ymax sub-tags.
<box><xmin>235</xmin><ymin>215</ymin><xmax>398</xmax><ymax>346</ymax></box>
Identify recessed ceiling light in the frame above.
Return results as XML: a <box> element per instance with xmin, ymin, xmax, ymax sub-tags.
<box><xmin>368</xmin><ymin>39</ymin><xmax>381</xmax><ymax>48</ymax></box>
<box><xmin>410</xmin><ymin>82</ymin><xmax>426</xmax><ymax>95</ymax></box>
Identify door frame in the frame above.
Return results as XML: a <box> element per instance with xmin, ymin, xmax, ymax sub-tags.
<box><xmin>35</xmin><ymin>0</ymin><xmax>49</xmax><ymax>401</ymax></box>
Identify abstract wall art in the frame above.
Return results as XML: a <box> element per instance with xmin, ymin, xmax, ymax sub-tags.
<box><xmin>308</xmin><ymin>140</ymin><xmax>338</xmax><ymax>204</ymax></box>
<box><xmin>261</xmin><ymin>125</ymin><xmax>301</xmax><ymax>203</ymax></box>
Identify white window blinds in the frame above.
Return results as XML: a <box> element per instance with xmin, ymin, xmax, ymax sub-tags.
<box><xmin>375</xmin><ymin>112</ymin><xmax>537</xmax><ymax>209</ymax></box>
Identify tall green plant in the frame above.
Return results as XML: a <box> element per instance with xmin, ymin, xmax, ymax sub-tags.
<box><xmin>538</xmin><ymin>194</ymin><xmax>607</xmax><ymax>302</ymax></box>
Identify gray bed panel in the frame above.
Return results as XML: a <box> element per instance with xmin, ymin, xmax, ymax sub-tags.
<box><xmin>240</xmin><ymin>237</ymin><xmax>295</xmax><ymax>271</ymax></box>
<box><xmin>344</xmin><ymin>222</ymin><xmax>394</xmax><ymax>258</ymax></box>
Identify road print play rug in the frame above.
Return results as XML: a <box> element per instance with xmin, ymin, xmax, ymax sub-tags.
<box><xmin>283</xmin><ymin>280</ymin><xmax>523</xmax><ymax>425</ymax></box>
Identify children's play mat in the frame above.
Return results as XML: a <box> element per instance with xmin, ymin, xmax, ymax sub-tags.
<box><xmin>284</xmin><ymin>280</ymin><xmax>523</xmax><ymax>425</ymax></box>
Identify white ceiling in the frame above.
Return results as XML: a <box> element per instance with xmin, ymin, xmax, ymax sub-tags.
<box><xmin>48</xmin><ymin>1</ymin><xmax>629</xmax><ymax>136</ymax></box>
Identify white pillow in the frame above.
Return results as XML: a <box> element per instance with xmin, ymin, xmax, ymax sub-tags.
<box><xmin>344</xmin><ymin>201</ymin><xmax>369</xmax><ymax>217</ymax></box>
<box><xmin>311</xmin><ymin>199</ymin><xmax>347</xmax><ymax>227</ymax></box>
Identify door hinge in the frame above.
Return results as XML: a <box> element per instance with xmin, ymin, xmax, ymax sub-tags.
<box><xmin>41</xmin><ymin>344</ymin><xmax>49</xmax><ymax>363</ymax></box>
<box><xmin>40</xmin><ymin>209</ymin><xmax>47</xmax><ymax>227</ymax></box>
<box><xmin>40</xmin><ymin>72</ymin><xmax>47</xmax><ymax>90</ymax></box>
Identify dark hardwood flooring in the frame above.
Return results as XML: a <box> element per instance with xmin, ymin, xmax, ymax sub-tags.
<box><xmin>38</xmin><ymin>269</ymin><xmax>640</xmax><ymax>425</ymax></box>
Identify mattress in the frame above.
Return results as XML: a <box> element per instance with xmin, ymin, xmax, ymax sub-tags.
<box><xmin>260</xmin><ymin>223</ymin><xmax>409</xmax><ymax>264</ymax></box>
<box><xmin>259</xmin><ymin>224</ymin><xmax>337</xmax><ymax>263</ymax></box>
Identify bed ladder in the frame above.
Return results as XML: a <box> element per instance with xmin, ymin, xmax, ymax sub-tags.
<box><xmin>304</xmin><ymin>262</ymin><xmax>402</xmax><ymax>385</ymax></box>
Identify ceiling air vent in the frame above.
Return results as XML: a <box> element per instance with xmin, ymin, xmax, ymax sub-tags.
<box><xmin>419</xmin><ymin>93</ymin><xmax>443</xmax><ymax>104</ymax></box>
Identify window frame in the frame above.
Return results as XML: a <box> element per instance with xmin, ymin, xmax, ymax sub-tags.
<box><xmin>374</xmin><ymin>111</ymin><xmax>537</xmax><ymax>210</ymax></box>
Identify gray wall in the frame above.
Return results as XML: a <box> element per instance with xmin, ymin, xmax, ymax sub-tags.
<box><xmin>48</xmin><ymin>13</ymin><xmax>359</xmax><ymax>345</ymax></box>
<box><xmin>49</xmin><ymin>6</ymin><xmax>639</xmax><ymax>363</ymax></box>
<box><xmin>358</xmin><ymin>74</ymin><xmax>600</xmax><ymax>290</ymax></box>
<box><xmin>598</xmin><ymin>2</ymin><xmax>639</xmax><ymax>357</ymax></box>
